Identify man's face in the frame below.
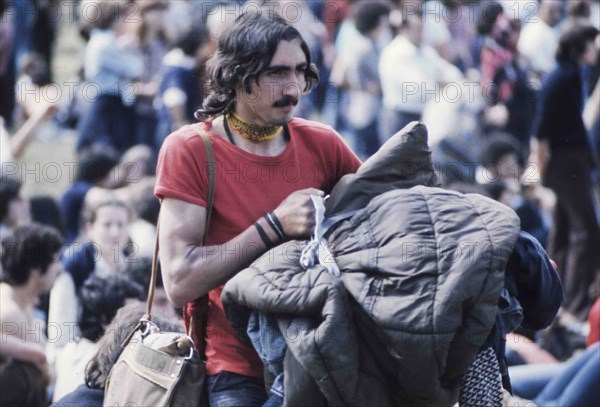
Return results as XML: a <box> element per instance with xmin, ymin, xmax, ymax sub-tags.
<box><xmin>5</xmin><ymin>191</ymin><xmax>30</xmax><ymax>228</ymax></box>
<box><xmin>235</xmin><ymin>39</ymin><xmax>308</xmax><ymax>127</ymax></box>
<box><xmin>37</xmin><ymin>253</ymin><xmax>63</xmax><ymax>293</ymax></box>
<box><xmin>404</xmin><ymin>13</ymin><xmax>424</xmax><ymax>46</ymax></box>
<box><xmin>497</xmin><ymin>152</ymin><xmax>521</xmax><ymax>181</ymax></box>
<box><xmin>86</xmin><ymin>205</ymin><xmax>130</xmax><ymax>259</ymax></box>
<box><xmin>544</xmin><ymin>1</ymin><xmax>563</xmax><ymax>27</ymax></box>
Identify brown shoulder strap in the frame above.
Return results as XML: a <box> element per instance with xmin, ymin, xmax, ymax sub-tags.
<box><xmin>193</xmin><ymin>123</ymin><xmax>216</xmax><ymax>244</ymax></box>
<box><xmin>145</xmin><ymin>125</ymin><xmax>216</xmax><ymax>322</ymax></box>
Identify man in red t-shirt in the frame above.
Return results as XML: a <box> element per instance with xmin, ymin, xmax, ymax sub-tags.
<box><xmin>155</xmin><ymin>12</ymin><xmax>360</xmax><ymax>406</ymax></box>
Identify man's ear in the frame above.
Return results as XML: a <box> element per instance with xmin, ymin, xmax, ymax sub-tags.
<box><xmin>29</xmin><ymin>267</ymin><xmax>42</xmax><ymax>281</ymax></box>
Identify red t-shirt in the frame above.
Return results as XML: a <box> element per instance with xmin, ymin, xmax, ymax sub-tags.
<box><xmin>155</xmin><ymin>117</ymin><xmax>361</xmax><ymax>377</ymax></box>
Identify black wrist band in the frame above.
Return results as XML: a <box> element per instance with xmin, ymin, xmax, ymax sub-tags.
<box><xmin>264</xmin><ymin>212</ymin><xmax>285</xmax><ymax>240</ymax></box>
<box><xmin>254</xmin><ymin>221</ymin><xmax>272</xmax><ymax>247</ymax></box>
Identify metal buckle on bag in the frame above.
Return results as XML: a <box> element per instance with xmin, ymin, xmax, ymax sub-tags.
<box><xmin>185</xmin><ymin>345</ymin><xmax>195</xmax><ymax>360</ymax></box>
<box><xmin>139</xmin><ymin>319</ymin><xmax>158</xmax><ymax>338</ymax></box>
<box><xmin>184</xmin><ymin>335</ymin><xmax>196</xmax><ymax>360</ymax></box>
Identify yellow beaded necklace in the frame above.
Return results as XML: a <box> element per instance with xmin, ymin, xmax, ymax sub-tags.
<box><xmin>225</xmin><ymin>111</ymin><xmax>283</xmax><ymax>142</ymax></box>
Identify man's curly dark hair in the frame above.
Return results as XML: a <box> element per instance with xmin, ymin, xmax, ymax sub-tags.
<box><xmin>1</xmin><ymin>223</ymin><xmax>63</xmax><ymax>286</ymax></box>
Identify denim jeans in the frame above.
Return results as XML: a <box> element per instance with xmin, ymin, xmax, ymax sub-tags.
<box><xmin>207</xmin><ymin>371</ymin><xmax>267</xmax><ymax>407</ymax></box>
<box><xmin>510</xmin><ymin>343</ymin><xmax>600</xmax><ymax>406</ymax></box>
<box><xmin>534</xmin><ymin>343</ymin><xmax>600</xmax><ymax>406</ymax></box>
<box><xmin>247</xmin><ymin>313</ymin><xmax>286</xmax><ymax>399</ymax></box>
<box><xmin>509</xmin><ymin>363</ymin><xmax>565</xmax><ymax>400</ymax></box>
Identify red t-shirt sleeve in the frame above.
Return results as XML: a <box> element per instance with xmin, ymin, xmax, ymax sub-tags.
<box><xmin>320</xmin><ymin>125</ymin><xmax>362</xmax><ymax>191</ymax></box>
<box><xmin>155</xmin><ymin>125</ymin><xmax>209</xmax><ymax>207</ymax></box>
<box><xmin>333</xmin><ymin>130</ymin><xmax>362</xmax><ymax>180</ymax></box>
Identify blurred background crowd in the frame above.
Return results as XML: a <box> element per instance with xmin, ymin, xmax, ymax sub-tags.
<box><xmin>0</xmin><ymin>0</ymin><xmax>599</xmax><ymax>405</ymax></box>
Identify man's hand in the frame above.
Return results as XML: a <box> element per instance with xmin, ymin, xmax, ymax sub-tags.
<box><xmin>529</xmin><ymin>138</ymin><xmax>550</xmax><ymax>182</ymax></box>
<box><xmin>274</xmin><ymin>188</ymin><xmax>324</xmax><ymax>239</ymax></box>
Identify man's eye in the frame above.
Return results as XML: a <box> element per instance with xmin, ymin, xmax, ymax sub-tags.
<box><xmin>269</xmin><ymin>71</ymin><xmax>285</xmax><ymax>78</ymax></box>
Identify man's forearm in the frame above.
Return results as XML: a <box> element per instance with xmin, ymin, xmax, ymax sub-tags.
<box><xmin>0</xmin><ymin>335</ymin><xmax>47</xmax><ymax>365</ymax></box>
<box><xmin>162</xmin><ymin>217</ymin><xmax>281</xmax><ymax>307</ymax></box>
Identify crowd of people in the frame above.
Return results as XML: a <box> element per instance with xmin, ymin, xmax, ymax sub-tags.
<box><xmin>0</xmin><ymin>0</ymin><xmax>599</xmax><ymax>406</ymax></box>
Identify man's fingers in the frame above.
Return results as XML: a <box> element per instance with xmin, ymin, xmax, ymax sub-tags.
<box><xmin>296</xmin><ymin>188</ymin><xmax>324</xmax><ymax>196</ymax></box>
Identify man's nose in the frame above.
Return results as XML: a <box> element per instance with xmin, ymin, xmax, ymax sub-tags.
<box><xmin>282</xmin><ymin>77</ymin><xmax>302</xmax><ymax>99</ymax></box>
<box><xmin>110</xmin><ymin>225</ymin><xmax>122</xmax><ymax>238</ymax></box>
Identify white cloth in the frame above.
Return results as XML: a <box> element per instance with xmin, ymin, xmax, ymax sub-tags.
<box><xmin>47</xmin><ymin>256</ymin><xmax>115</xmax><ymax>361</ymax></box>
<box><xmin>128</xmin><ymin>219</ymin><xmax>156</xmax><ymax>258</ymax></box>
<box><xmin>52</xmin><ymin>338</ymin><xmax>97</xmax><ymax>401</ymax></box>
<box><xmin>300</xmin><ymin>195</ymin><xmax>340</xmax><ymax>277</ymax></box>
<box><xmin>47</xmin><ymin>272</ymin><xmax>80</xmax><ymax>359</ymax></box>
<box><xmin>0</xmin><ymin>126</ymin><xmax>13</xmax><ymax>170</ymax></box>
<box><xmin>379</xmin><ymin>36</ymin><xmax>462</xmax><ymax>114</ymax></box>
<box><xmin>591</xmin><ymin>2</ymin><xmax>600</xmax><ymax>29</ymax></box>
<box><xmin>518</xmin><ymin>19</ymin><xmax>559</xmax><ymax>76</ymax></box>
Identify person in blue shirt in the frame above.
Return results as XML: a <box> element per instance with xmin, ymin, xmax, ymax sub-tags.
<box><xmin>76</xmin><ymin>1</ymin><xmax>143</xmax><ymax>154</ymax></box>
<box><xmin>154</xmin><ymin>25</ymin><xmax>213</xmax><ymax>152</ymax></box>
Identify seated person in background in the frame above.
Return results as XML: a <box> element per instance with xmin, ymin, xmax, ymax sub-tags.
<box><xmin>52</xmin><ymin>301</ymin><xmax>184</xmax><ymax>407</ymax></box>
<box><xmin>13</xmin><ymin>52</ymin><xmax>56</xmax><ymax>124</ymax></box>
<box><xmin>478</xmin><ymin>132</ymin><xmax>553</xmax><ymax>247</ymax></box>
<box><xmin>509</xmin><ymin>296</ymin><xmax>600</xmax><ymax>406</ymax></box>
<box><xmin>52</xmin><ymin>274</ymin><xmax>144</xmax><ymax>401</ymax></box>
<box><xmin>0</xmin><ymin>224</ymin><xmax>63</xmax><ymax>379</ymax></box>
<box><xmin>48</xmin><ymin>195</ymin><xmax>133</xmax><ymax>353</ymax></box>
<box><xmin>0</xmin><ymin>98</ymin><xmax>57</xmax><ymax>171</ymax></box>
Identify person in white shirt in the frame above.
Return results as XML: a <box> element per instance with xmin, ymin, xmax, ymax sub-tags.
<box><xmin>0</xmin><ymin>224</ymin><xmax>63</xmax><ymax>380</ymax></box>
<box><xmin>421</xmin><ymin>0</ymin><xmax>452</xmax><ymax>61</ymax></box>
<box><xmin>379</xmin><ymin>6</ymin><xmax>462</xmax><ymax>142</ymax></box>
<box><xmin>517</xmin><ymin>0</ymin><xmax>563</xmax><ymax>79</ymax></box>
<box><xmin>47</xmin><ymin>195</ymin><xmax>133</xmax><ymax>357</ymax></box>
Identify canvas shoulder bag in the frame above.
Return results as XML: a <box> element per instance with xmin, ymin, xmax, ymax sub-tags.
<box><xmin>104</xmin><ymin>125</ymin><xmax>216</xmax><ymax>407</ymax></box>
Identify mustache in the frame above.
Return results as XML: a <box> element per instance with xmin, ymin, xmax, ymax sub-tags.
<box><xmin>272</xmin><ymin>96</ymin><xmax>299</xmax><ymax>108</ymax></box>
